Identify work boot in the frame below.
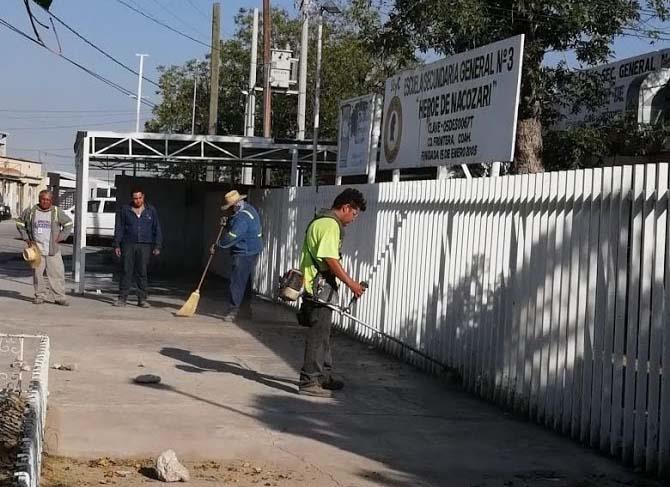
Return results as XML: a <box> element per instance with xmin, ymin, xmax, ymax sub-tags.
<box><xmin>33</xmin><ymin>297</ymin><xmax>44</xmax><ymax>305</ymax></box>
<box><xmin>54</xmin><ymin>299</ymin><xmax>70</xmax><ymax>307</ymax></box>
<box><xmin>222</xmin><ymin>307</ymin><xmax>239</xmax><ymax>322</ymax></box>
<box><xmin>299</xmin><ymin>383</ymin><xmax>333</xmax><ymax>398</ymax></box>
<box><xmin>320</xmin><ymin>376</ymin><xmax>344</xmax><ymax>391</ymax></box>
<box><xmin>113</xmin><ymin>298</ymin><xmax>127</xmax><ymax>307</ymax></box>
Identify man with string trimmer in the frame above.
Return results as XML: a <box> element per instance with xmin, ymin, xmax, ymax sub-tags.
<box><xmin>297</xmin><ymin>188</ymin><xmax>367</xmax><ymax>397</ymax></box>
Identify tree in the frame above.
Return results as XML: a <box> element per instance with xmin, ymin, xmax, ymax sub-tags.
<box><xmin>381</xmin><ymin>0</ymin><xmax>670</xmax><ymax>173</ymax></box>
<box><xmin>543</xmin><ymin>114</ymin><xmax>670</xmax><ymax>170</ymax></box>
<box><xmin>146</xmin><ymin>3</ymin><xmax>417</xmax><ymax>142</ymax></box>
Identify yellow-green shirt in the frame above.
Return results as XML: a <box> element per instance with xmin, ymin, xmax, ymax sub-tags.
<box><xmin>300</xmin><ymin>217</ymin><xmax>341</xmax><ymax>294</ymax></box>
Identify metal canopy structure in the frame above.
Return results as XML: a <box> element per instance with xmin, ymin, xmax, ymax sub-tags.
<box><xmin>72</xmin><ymin>131</ymin><xmax>337</xmax><ymax>292</ymax></box>
<box><xmin>76</xmin><ymin>131</ymin><xmax>337</xmax><ymax>169</ymax></box>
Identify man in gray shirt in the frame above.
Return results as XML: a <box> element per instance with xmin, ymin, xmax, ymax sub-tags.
<box><xmin>16</xmin><ymin>190</ymin><xmax>73</xmax><ymax>305</ymax></box>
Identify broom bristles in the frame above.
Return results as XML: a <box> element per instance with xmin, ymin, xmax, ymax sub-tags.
<box><xmin>176</xmin><ymin>290</ymin><xmax>200</xmax><ymax>317</ymax></box>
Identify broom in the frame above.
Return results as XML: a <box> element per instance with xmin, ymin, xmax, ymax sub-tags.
<box><xmin>176</xmin><ymin>223</ymin><xmax>226</xmax><ymax>317</ymax></box>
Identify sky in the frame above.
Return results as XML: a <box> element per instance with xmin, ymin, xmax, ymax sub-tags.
<box><xmin>1</xmin><ymin>0</ymin><xmax>670</xmax><ymax>174</ymax></box>
<box><xmin>1</xmin><ymin>0</ymin><xmax>295</xmax><ymax>173</ymax></box>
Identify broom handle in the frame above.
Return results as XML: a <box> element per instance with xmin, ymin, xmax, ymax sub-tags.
<box><xmin>196</xmin><ymin>224</ymin><xmax>226</xmax><ymax>292</ymax></box>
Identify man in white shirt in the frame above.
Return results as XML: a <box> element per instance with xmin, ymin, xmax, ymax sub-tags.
<box><xmin>16</xmin><ymin>190</ymin><xmax>73</xmax><ymax>305</ymax></box>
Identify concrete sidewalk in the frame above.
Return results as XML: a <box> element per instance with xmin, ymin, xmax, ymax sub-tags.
<box><xmin>0</xmin><ymin>224</ymin><xmax>661</xmax><ymax>487</ymax></box>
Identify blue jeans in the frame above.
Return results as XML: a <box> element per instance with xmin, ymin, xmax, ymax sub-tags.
<box><xmin>229</xmin><ymin>254</ymin><xmax>258</xmax><ymax>309</ymax></box>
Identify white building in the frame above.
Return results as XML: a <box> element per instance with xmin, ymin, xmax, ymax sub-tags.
<box><xmin>558</xmin><ymin>48</ymin><xmax>670</xmax><ymax>128</ymax></box>
<box><xmin>0</xmin><ymin>156</ymin><xmax>47</xmax><ymax>218</ymax></box>
<box><xmin>0</xmin><ymin>132</ymin><xmax>7</xmax><ymax>156</ymax></box>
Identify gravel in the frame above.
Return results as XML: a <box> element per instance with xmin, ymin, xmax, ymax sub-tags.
<box><xmin>0</xmin><ymin>391</ymin><xmax>25</xmax><ymax>487</ymax></box>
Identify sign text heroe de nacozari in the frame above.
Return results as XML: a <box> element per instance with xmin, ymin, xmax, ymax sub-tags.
<box><xmin>382</xmin><ymin>35</ymin><xmax>525</xmax><ymax>169</ymax></box>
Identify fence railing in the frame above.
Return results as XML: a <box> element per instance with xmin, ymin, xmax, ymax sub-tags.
<box><xmin>1</xmin><ymin>334</ymin><xmax>50</xmax><ymax>487</ymax></box>
<box><xmin>251</xmin><ymin>163</ymin><xmax>670</xmax><ymax>477</ymax></box>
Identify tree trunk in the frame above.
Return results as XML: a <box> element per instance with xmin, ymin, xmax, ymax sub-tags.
<box><xmin>514</xmin><ymin>117</ymin><xmax>544</xmax><ymax>174</ymax></box>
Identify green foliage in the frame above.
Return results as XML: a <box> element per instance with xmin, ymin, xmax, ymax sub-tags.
<box><xmin>544</xmin><ymin>114</ymin><xmax>670</xmax><ymax>170</ymax></box>
<box><xmin>381</xmin><ymin>0</ymin><xmax>670</xmax><ymax>171</ymax></box>
<box><xmin>144</xmin><ymin>59</ymin><xmax>210</xmax><ymax>135</ymax></box>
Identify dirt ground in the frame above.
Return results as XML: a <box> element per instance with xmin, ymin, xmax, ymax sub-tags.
<box><xmin>0</xmin><ymin>392</ymin><xmax>25</xmax><ymax>487</ymax></box>
<box><xmin>40</xmin><ymin>455</ymin><xmax>337</xmax><ymax>487</ymax></box>
<box><xmin>39</xmin><ymin>454</ymin><xmax>665</xmax><ymax>487</ymax></box>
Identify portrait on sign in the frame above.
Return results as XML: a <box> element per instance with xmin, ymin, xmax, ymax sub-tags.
<box><xmin>383</xmin><ymin>96</ymin><xmax>403</xmax><ymax>164</ymax></box>
<box><xmin>336</xmin><ymin>94</ymin><xmax>383</xmax><ymax>177</ymax></box>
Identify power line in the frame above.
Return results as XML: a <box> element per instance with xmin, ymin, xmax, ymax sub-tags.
<box><xmin>0</xmin><ymin>108</ymin><xmax>145</xmax><ymax>113</ymax></box>
<box><xmin>2</xmin><ymin>112</ymin><xmax>148</xmax><ymax>120</ymax></box>
<box><xmin>8</xmin><ymin>150</ymin><xmax>75</xmax><ymax>160</ymax></box>
<box><xmin>41</xmin><ymin>151</ymin><xmax>75</xmax><ymax>159</ymax></box>
<box><xmin>1</xmin><ymin>119</ymin><xmax>138</xmax><ymax>131</ymax></box>
<box><xmin>114</xmin><ymin>0</ymin><xmax>211</xmax><ymax>48</ymax></box>
<box><xmin>481</xmin><ymin>5</ymin><xmax>670</xmax><ymax>41</ymax></box>
<box><xmin>388</xmin><ymin>2</ymin><xmax>670</xmax><ymax>42</ymax></box>
<box><xmin>10</xmin><ymin>147</ymin><xmax>72</xmax><ymax>151</ymax></box>
<box><xmin>149</xmin><ymin>0</ymin><xmax>209</xmax><ymax>39</ymax></box>
<box><xmin>31</xmin><ymin>2</ymin><xmax>161</xmax><ymax>88</ymax></box>
<box><xmin>0</xmin><ymin>16</ymin><xmax>156</xmax><ymax>108</ymax></box>
<box><xmin>465</xmin><ymin>7</ymin><xmax>670</xmax><ymax>43</ymax></box>
<box><xmin>185</xmin><ymin>0</ymin><xmax>209</xmax><ymax>20</ymax></box>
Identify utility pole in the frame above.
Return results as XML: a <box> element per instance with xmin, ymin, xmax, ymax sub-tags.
<box><xmin>262</xmin><ymin>0</ymin><xmax>272</xmax><ymax>138</ymax></box>
<box><xmin>310</xmin><ymin>14</ymin><xmax>323</xmax><ymax>186</ymax></box>
<box><xmin>135</xmin><ymin>53</ymin><xmax>148</xmax><ymax>133</ymax></box>
<box><xmin>296</xmin><ymin>0</ymin><xmax>310</xmax><ymax>140</ymax></box>
<box><xmin>245</xmin><ymin>9</ymin><xmax>259</xmax><ymax>137</ymax></box>
<box><xmin>310</xmin><ymin>2</ymin><xmax>339</xmax><ymax>186</ymax></box>
<box><xmin>191</xmin><ymin>68</ymin><xmax>198</xmax><ymax>135</ymax></box>
<box><xmin>208</xmin><ymin>2</ymin><xmax>221</xmax><ymax>135</ymax></box>
<box><xmin>242</xmin><ymin>8</ymin><xmax>259</xmax><ymax>186</ymax></box>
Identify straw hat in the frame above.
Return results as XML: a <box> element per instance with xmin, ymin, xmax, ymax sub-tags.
<box><xmin>221</xmin><ymin>190</ymin><xmax>247</xmax><ymax>210</ymax></box>
<box><xmin>22</xmin><ymin>244</ymin><xmax>42</xmax><ymax>269</ymax></box>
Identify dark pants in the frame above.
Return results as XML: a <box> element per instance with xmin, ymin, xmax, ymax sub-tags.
<box><xmin>119</xmin><ymin>242</ymin><xmax>152</xmax><ymax>301</ymax></box>
<box><xmin>229</xmin><ymin>254</ymin><xmax>258</xmax><ymax>310</ymax></box>
<box><xmin>299</xmin><ymin>298</ymin><xmax>334</xmax><ymax>387</ymax></box>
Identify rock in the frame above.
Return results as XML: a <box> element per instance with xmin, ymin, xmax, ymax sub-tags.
<box><xmin>155</xmin><ymin>449</ymin><xmax>190</xmax><ymax>482</ymax></box>
<box><xmin>51</xmin><ymin>363</ymin><xmax>78</xmax><ymax>371</ymax></box>
<box><xmin>114</xmin><ymin>470</ymin><xmax>132</xmax><ymax>477</ymax></box>
<box><xmin>133</xmin><ymin>374</ymin><xmax>161</xmax><ymax>384</ymax></box>
<box><xmin>90</xmin><ymin>457</ymin><xmax>114</xmax><ymax>468</ymax></box>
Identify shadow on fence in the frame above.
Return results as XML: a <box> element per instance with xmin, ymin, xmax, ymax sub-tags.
<box><xmin>249</xmin><ymin>166</ymin><xmax>670</xmax><ymax>479</ymax></box>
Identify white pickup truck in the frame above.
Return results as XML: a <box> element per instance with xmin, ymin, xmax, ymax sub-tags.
<box><xmin>64</xmin><ymin>198</ymin><xmax>117</xmax><ymax>238</ymax></box>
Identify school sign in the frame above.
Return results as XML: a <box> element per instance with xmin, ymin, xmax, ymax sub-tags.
<box><xmin>381</xmin><ymin>35</ymin><xmax>525</xmax><ymax>168</ymax></box>
<box><xmin>557</xmin><ymin>48</ymin><xmax>670</xmax><ymax>128</ymax></box>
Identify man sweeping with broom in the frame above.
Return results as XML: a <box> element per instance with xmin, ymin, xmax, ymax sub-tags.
<box><xmin>214</xmin><ymin>190</ymin><xmax>263</xmax><ymax>321</ymax></box>
<box><xmin>176</xmin><ymin>190</ymin><xmax>262</xmax><ymax>319</ymax></box>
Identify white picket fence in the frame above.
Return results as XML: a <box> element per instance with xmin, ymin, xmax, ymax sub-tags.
<box><xmin>251</xmin><ymin>163</ymin><xmax>670</xmax><ymax>477</ymax></box>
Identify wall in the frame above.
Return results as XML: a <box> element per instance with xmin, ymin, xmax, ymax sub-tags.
<box><xmin>0</xmin><ymin>157</ymin><xmax>43</xmax><ymax>180</ymax></box>
<box><xmin>252</xmin><ymin>164</ymin><xmax>670</xmax><ymax>477</ymax></box>
<box><xmin>0</xmin><ymin>334</ymin><xmax>50</xmax><ymax>487</ymax></box>
<box><xmin>0</xmin><ymin>157</ymin><xmax>46</xmax><ymax>218</ymax></box>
